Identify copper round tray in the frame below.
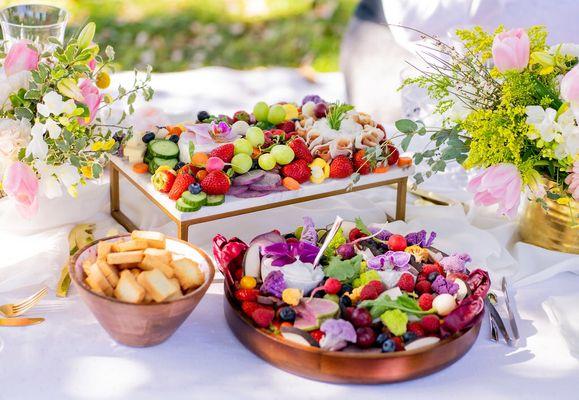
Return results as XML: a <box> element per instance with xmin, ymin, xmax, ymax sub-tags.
<box><xmin>224</xmin><ymin>284</ymin><xmax>482</xmax><ymax>384</ymax></box>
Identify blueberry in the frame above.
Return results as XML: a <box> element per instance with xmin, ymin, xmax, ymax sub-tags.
<box><xmin>427</xmin><ymin>272</ymin><xmax>439</xmax><ymax>282</ymax></box>
<box><xmin>313</xmin><ymin>289</ymin><xmax>326</xmax><ymax>298</ymax></box>
<box><xmin>142</xmin><ymin>132</ymin><xmax>155</xmax><ymax>143</ymax></box>
<box><xmin>168</xmin><ymin>135</ymin><xmax>179</xmax><ymax>143</ymax></box>
<box><xmin>381</xmin><ymin>339</ymin><xmax>396</xmax><ymax>353</ymax></box>
<box><xmin>375</xmin><ymin>333</ymin><xmax>389</xmax><ymax>347</ymax></box>
<box><xmin>402</xmin><ymin>331</ymin><xmax>418</xmax><ymax>343</ymax></box>
<box><xmin>197</xmin><ymin>110</ymin><xmax>210</xmax><ymax>122</ymax></box>
<box><xmin>189</xmin><ymin>183</ymin><xmax>202</xmax><ymax>194</ymax></box>
<box><xmin>339</xmin><ymin>296</ymin><xmax>352</xmax><ymax>308</ymax></box>
<box><xmin>279</xmin><ymin>307</ymin><xmax>296</xmax><ymax>323</ymax></box>
<box><xmin>339</xmin><ymin>283</ymin><xmax>353</xmax><ymax>296</ymax></box>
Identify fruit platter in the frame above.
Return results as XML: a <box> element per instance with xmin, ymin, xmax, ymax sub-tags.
<box><xmin>111</xmin><ymin>96</ymin><xmax>413</xmax><ymax>239</ymax></box>
<box><xmin>213</xmin><ymin>217</ymin><xmax>490</xmax><ymax>383</ymax></box>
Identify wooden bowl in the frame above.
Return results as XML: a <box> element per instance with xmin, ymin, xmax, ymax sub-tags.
<box><xmin>70</xmin><ymin>234</ymin><xmax>215</xmax><ymax>347</ymax></box>
<box><xmin>224</xmin><ymin>284</ymin><xmax>482</xmax><ymax>383</ymax></box>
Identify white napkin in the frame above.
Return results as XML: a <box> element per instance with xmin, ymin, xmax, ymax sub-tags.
<box><xmin>543</xmin><ymin>293</ymin><xmax>579</xmax><ymax>359</ymax></box>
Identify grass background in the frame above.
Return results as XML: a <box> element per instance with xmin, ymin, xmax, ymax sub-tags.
<box><xmin>3</xmin><ymin>0</ymin><xmax>357</xmax><ymax>72</ymax></box>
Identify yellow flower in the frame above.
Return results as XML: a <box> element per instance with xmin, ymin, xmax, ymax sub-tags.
<box><xmin>282</xmin><ymin>288</ymin><xmax>302</xmax><ymax>306</ymax></box>
<box><xmin>530</xmin><ymin>51</ymin><xmax>555</xmax><ymax>75</ymax></box>
<box><xmin>405</xmin><ymin>245</ymin><xmax>429</xmax><ymax>262</ymax></box>
<box><xmin>91</xmin><ymin>141</ymin><xmax>103</xmax><ymax>151</ymax></box>
<box><xmin>557</xmin><ymin>197</ymin><xmax>571</xmax><ymax>205</ymax></box>
<box><xmin>309</xmin><ymin>158</ymin><xmax>329</xmax><ymax>183</ymax></box>
<box><xmin>282</xmin><ymin>103</ymin><xmax>299</xmax><ymax>120</ymax></box>
<box><xmin>96</xmin><ymin>71</ymin><xmax>111</xmax><ymax>89</ymax></box>
<box><xmin>348</xmin><ymin>286</ymin><xmax>363</xmax><ymax>303</ymax></box>
<box><xmin>102</xmin><ymin>138</ymin><xmax>116</xmax><ymax>151</ymax></box>
<box><xmin>80</xmin><ymin>165</ymin><xmax>93</xmax><ymax>179</ymax></box>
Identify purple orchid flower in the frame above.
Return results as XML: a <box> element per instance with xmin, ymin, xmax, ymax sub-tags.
<box><xmin>209</xmin><ymin>121</ymin><xmax>238</xmax><ymax>142</ymax></box>
<box><xmin>367</xmin><ymin>251</ymin><xmax>411</xmax><ymax>271</ymax></box>
<box><xmin>405</xmin><ymin>230</ymin><xmax>437</xmax><ymax>247</ymax></box>
<box><xmin>368</xmin><ymin>226</ymin><xmax>393</xmax><ymax>241</ymax></box>
<box><xmin>432</xmin><ymin>275</ymin><xmax>459</xmax><ymax>295</ymax></box>
<box><xmin>301</xmin><ymin>94</ymin><xmax>325</xmax><ymax>105</ymax></box>
<box><xmin>439</xmin><ymin>253</ymin><xmax>471</xmax><ymax>273</ymax></box>
<box><xmin>260</xmin><ymin>270</ymin><xmax>286</xmax><ymax>298</ymax></box>
<box><xmin>300</xmin><ymin>217</ymin><xmax>318</xmax><ymax>245</ymax></box>
<box><xmin>262</xmin><ymin>241</ymin><xmax>320</xmax><ymax>267</ymax></box>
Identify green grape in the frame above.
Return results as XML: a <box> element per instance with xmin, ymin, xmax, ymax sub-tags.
<box><xmin>253</xmin><ymin>101</ymin><xmax>269</xmax><ymax>122</ymax></box>
<box><xmin>245</xmin><ymin>127</ymin><xmax>265</xmax><ymax>147</ymax></box>
<box><xmin>258</xmin><ymin>153</ymin><xmax>277</xmax><ymax>170</ymax></box>
<box><xmin>233</xmin><ymin>138</ymin><xmax>253</xmax><ymax>155</ymax></box>
<box><xmin>270</xmin><ymin>144</ymin><xmax>295</xmax><ymax>165</ymax></box>
<box><xmin>267</xmin><ymin>104</ymin><xmax>286</xmax><ymax>125</ymax></box>
<box><xmin>231</xmin><ymin>153</ymin><xmax>253</xmax><ymax>174</ymax></box>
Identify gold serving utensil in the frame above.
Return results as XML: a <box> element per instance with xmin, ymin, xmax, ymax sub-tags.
<box><xmin>0</xmin><ymin>318</ymin><xmax>44</xmax><ymax>327</ymax></box>
<box><xmin>0</xmin><ymin>287</ymin><xmax>48</xmax><ymax>317</ymax></box>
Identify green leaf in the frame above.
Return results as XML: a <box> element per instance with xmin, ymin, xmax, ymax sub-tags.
<box><xmin>354</xmin><ymin>217</ymin><xmax>372</xmax><ymax>236</ymax></box>
<box><xmin>395</xmin><ymin>119</ymin><xmax>418</xmax><ymax>134</ymax></box>
<box><xmin>127</xmin><ymin>92</ymin><xmax>137</xmax><ymax>105</ymax></box>
<box><xmin>323</xmin><ymin>228</ymin><xmax>346</xmax><ymax>258</ymax></box>
<box><xmin>70</xmin><ymin>155</ymin><xmax>80</xmax><ymax>167</ymax></box>
<box><xmin>92</xmin><ymin>163</ymin><xmax>103</xmax><ymax>178</ymax></box>
<box><xmin>413</xmin><ymin>153</ymin><xmax>424</xmax><ymax>164</ymax></box>
<box><xmin>24</xmin><ymin>90</ymin><xmax>41</xmax><ymax>100</ymax></box>
<box><xmin>14</xmin><ymin>107</ymin><xmax>34</xmax><ymax>120</ymax></box>
<box><xmin>401</xmin><ymin>135</ymin><xmax>413</xmax><ymax>151</ymax></box>
<box><xmin>323</xmin><ymin>255</ymin><xmax>362</xmax><ymax>283</ymax></box>
<box><xmin>359</xmin><ymin>292</ymin><xmax>433</xmax><ymax>319</ymax></box>
<box><xmin>432</xmin><ymin>160</ymin><xmax>446</xmax><ymax>172</ymax></box>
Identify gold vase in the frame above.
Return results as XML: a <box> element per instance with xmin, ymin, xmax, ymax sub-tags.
<box><xmin>519</xmin><ymin>194</ymin><xmax>579</xmax><ymax>254</ymax></box>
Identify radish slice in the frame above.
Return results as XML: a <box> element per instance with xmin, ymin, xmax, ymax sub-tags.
<box><xmin>232</xmin><ymin>170</ymin><xmax>265</xmax><ymax>186</ymax></box>
<box><xmin>227</xmin><ymin>185</ymin><xmax>249</xmax><ymax>195</ymax></box>
<box><xmin>233</xmin><ymin>190</ymin><xmax>269</xmax><ymax>198</ymax></box>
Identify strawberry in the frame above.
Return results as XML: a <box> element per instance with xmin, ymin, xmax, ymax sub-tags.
<box><xmin>329</xmin><ymin>155</ymin><xmax>354</xmax><ymax>178</ymax></box>
<box><xmin>251</xmin><ymin>307</ymin><xmax>275</xmax><ymax>328</ymax></box>
<box><xmin>209</xmin><ymin>144</ymin><xmax>234</xmax><ymax>163</ymax></box>
<box><xmin>177</xmin><ymin>164</ymin><xmax>199</xmax><ymax>176</ymax></box>
<box><xmin>168</xmin><ymin>173</ymin><xmax>195</xmax><ymax>200</ymax></box>
<box><xmin>386</xmin><ymin>144</ymin><xmax>400</xmax><ymax>166</ymax></box>
<box><xmin>152</xmin><ymin>168</ymin><xmax>176</xmax><ymax>193</ymax></box>
<box><xmin>281</xmin><ymin>159</ymin><xmax>311</xmax><ymax>183</ymax></box>
<box><xmin>241</xmin><ymin>301</ymin><xmax>261</xmax><ymax>316</ymax></box>
<box><xmin>277</xmin><ymin>121</ymin><xmax>296</xmax><ymax>134</ymax></box>
<box><xmin>235</xmin><ymin>289</ymin><xmax>259</xmax><ymax>302</ymax></box>
<box><xmin>288</xmin><ymin>137</ymin><xmax>313</xmax><ymax>163</ymax></box>
<box><xmin>201</xmin><ymin>170</ymin><xmax>230</xmax><ymax>195</ymax></box>
<box><xmin>353</xmin><ymin>149</ymin><xmax>372</xmax><ymax>175</ymax></box>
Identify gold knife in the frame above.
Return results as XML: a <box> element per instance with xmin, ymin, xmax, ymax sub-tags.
<box><xmin>0</xmin><ymin>318</ymin><xmax>44</xmax><ymax>327</ymax></box>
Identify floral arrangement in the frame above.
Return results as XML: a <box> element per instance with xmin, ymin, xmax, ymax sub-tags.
<box><xmin>213</xmin><ymin>217</ymin><xmax>490</xmax><ymax>352</ymax></box>
<box><xmin>0</xmin><ymin>23</ymin><xmax>153</xmax><ymax>217</ymax></box>
<box><xmin>389</xmin><ymin>25</ymin><xmax>578</xmax><ymax>218</ymax></box>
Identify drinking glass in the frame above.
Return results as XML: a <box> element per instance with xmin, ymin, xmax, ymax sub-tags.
<box><xmin>0</xmin><ymin>4</ymin><xmax>68</xmax><ymax>50</ymax></box>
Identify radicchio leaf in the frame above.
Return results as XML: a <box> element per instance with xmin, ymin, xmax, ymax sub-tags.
<box><xmin>212</xmin><ymin>234</ymin><xmax>248</xmax><ymax>286</ymax></box>
<box><xmin>466</xmin><ymin>269</ymin><xmax>491</xmax><ymax>298</ymax></box>
<box><xmin>440</xmin><ymin>295</ymin><xmax>484</xmax><ymax>337</ymax></box>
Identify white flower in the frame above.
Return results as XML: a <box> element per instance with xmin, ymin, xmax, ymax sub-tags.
<box><xmin>555</xmin><ymin>124</ymin><xmax>579</xmax><ymax>160</ymax></box>
<box><xmin>55</xmin><ymin>164</ymin><xmax>80</xmax><ymax>189</ymax></box>
<box><xmin>37</xmin><ymin>91</ymin><xmax>76</xmax><ymax>117</ymax></box>
<box><xmin>0</xmin><ymin>70</ymin><xmax>31</xmax><ymax>110</ymax></box>
<box><xmin>25</xmin><ymin>122</ymin><xmax>48</xmax><ymax>160</ymax></box>
<box><xmin>0</xmin><ymin>118</ymin><xmax>31</xmax><ymax>176</ymax></box>
<box><xmin>444</xmin><ymin>94</ymin><xmax>471</xmax><ymax>122</ymax></box>
<box><xmin>525</xmin><ymin>106</ymin><xmax>559</xmax><ymax>142</ymax></box>
<box><xmin>45</xmin><ymin>118</ymin><xmax>62</xmax><ymax>139</ymax></box>
<box><xmin>555</xmin><ymin>43</ymin><xmax>579</xmax><ymax>58</ymax></box>
<box><xmin>36</xmin><ymin>162</ymin><xmax>62</xmax><ymax>199</ymax></box>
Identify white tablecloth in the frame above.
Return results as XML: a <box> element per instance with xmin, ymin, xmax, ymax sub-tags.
<box><xmin>1</xmin><ymin>68</ymin><xmax>578</xmax><ymax>399</ymax></box>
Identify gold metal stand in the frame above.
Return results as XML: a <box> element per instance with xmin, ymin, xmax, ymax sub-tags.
<box><xmin>110</xmin><ymin>162</ymin><xmax>408</xmax><ymax>242</ymax></box>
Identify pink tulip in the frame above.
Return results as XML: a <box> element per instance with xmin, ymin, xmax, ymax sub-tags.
<box><xmin>492</xmin><ymin>28</ymin><xmax>530</xmax><ymax>73</ymax></box>
<box><xmin>467</xmin><ymin>164</ymin><xmax>522</xmax><ymax>218</ymax></box>
<box><xmin>79</xmin><ymin>80</ymin><xmax>103</xmax><ymax>125</ymax></box>
<box><xmin>2</xmin><ymin>161</ymin><xmax>39</xmax><ymax>218</ymax></box>
<box><xmin>565</xmin><ymin>161</ymin><xmax>579</xmax><ymax>201</ymax></box>
<box><xmin>4</xmin><ymin>41</ymin><xmax>39</xmax><ymax>76</ymax></box>
<box><xmin>561</xmin><ymin>65</ymin><xmax>579</xmax><ymax>103</ymax></box>
<box><xmin>88</xmin><ymin>58</ymin><xmax>97</xmax><ymax>71</ymax></box>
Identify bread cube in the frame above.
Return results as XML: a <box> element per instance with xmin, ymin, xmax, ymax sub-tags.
<box><xmin>107</xmin><ymin>250</ymin><xmax>144</xmax><ymax>265</ymax></box>
<box><xmin>97</xmin><ymin>242</ymin><xmax>114</xmax><ymax>260</ymax></box>
<box><xmin>85</xmin><ymin>277</ymin><xmax>104</xmax><ymax>295</ymax></box>
<box><xmin>96</xmin><ymin>260</ymin><xmax>119</xmax><ymax>288</ymax></box>
<box><xmin>137</xmin><ymin>273</ymin><xmax>155</xmax><ymax>303</ymax></box>
<box><xmin>117</xmin><ymin>262</ymin><xmax>140</xmax><ymax>270</ymax></box>
<box><xmin>87</xmin><ymin>262</ymin><xmax>114</xmax><ymax>296</ymax></box>
<box><xmin>166</xmin><ymin>278</ymin><xmax>184</xmax><ymax>301</ymax></box>
<box><xmin>111</xmin><ymin>239</ymin><xmax>148</xmax><ymax>253</ymax></box>
<box><xmin>140</xmin><ymin>256</ymin><xmax>174</xmax><ymax>278</ymax></box>
<box><xmin>143</xmin><ymin>248</ymin><xmax>172</xmax><ymax>265</ymax></box>
<box><xmin>172</xmin><ymin>258</ymin><xmax>204</xmax><ymax>291</ymax></box>
<box><xmin>114</xmin><ymin>270</ymin><xmax>145</xmax><ymax>304</ymax></box>
<box><xmin>82</xmin><ymin>259</ymin><xmax>94</xmax><ymax>276</ymax></box>
<box><xmin>131</xmin><ymin>230</ymin><xmax>166</xmax><ymax>249</ymax></box>
<box><xmin>130</xmin><ymin>269</ymin><xmax>141</xmax><ymax>278</ymax></box>
<box><xmin>139</xmin><ymin>268</ymin><xmax>178</xmax><ymax>302</ymax></box>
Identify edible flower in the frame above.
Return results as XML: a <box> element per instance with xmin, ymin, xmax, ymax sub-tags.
<box><xmin>4</xmin><ymin>41</ymin><xmax>39</xmax><ymax>77</ymax></box>
<box><xmin>262</xmin><ymin>241</ymin><xmax>319</xmax><ymax>267</ymax></box>
<box><xmin>367</xmin><ymin>251</ymin><xmax>410</xmax><ymax>271</ymax></box>
<box><xmin>261</xmin><ymin>270</ymin><xmax>286</xmax><ymax>298</ymax></box>
<box><xmin>309</xmin><ymin>158</ymin><xmax>330</xmax><ymax>184</ymax></box>
<box><xmin>2</xmin><ymin>161</ymin><xmax>39</xmax><ymax>218</ymax></box>
<box><xmin>209</xmin><ymin>121</ymin><xmax>237</xmax><ymax>142</ymax></box>
<box><xmin>404</xmin><ymin>245</ymin><xmax>429</xmax><ymax>262</ymax></box>
<box><xmin>79</xmin><ymin>80</ymin><xmax>103</xmax><ymax>125</ymax></box>
<box><xmin>405</xmin><ymin>230</ymin><xmax>436</xmax><ymax>247</ymax></box>
<box><xmin>431</xmin><ymin>275</ymin><xmax>459</xmax><ymax>295</ymax></box>
<box><xmin>368</xmin><ymin>226</ymin><xmax>392</xmax><ymax>241</ymax></box>
<box><xmin>300</xmin><ymin>216</ymin><xmax>318</xmax><ymax>245</ymax></box>
<box><xmin>282</xmin><ymin>288</ymin><xmax>302</xmax><ymax>306</ymax></box>
<box><xmin>439</xmin><ymin>253</ymin><xmax>471</xmax><ymax>273</ymax></box>
<box><xmin>319</xmin><ymin>319</ymin><xmax>356</xmax><ymax>351</ymax></box>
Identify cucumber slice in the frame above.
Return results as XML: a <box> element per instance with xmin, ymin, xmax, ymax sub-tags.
<box><xmin>152</xmin><ymin>157</ymin><xmax>178</xmax><ymax>169</ymax></box>
<box><xmin>176</xmin><ymin>197</ymin><xmax>200</xmax><ymax>212</ymax></box>
<box><xmin>181</xmin><ymin>191</ymin><xmax>207</xmax><ymax>208</ymax></box>
<box><xmin>206</xmin><ymin>194</ymin><xmax>225</xmax><ymax>206</ymax></box>
<box><xmin>148</xmin><ymin>139</ymin><xmax>179</xmax><ymax>159</ymax></box>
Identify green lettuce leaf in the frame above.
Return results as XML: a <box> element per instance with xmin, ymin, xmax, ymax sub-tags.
<box><xmin>323</xmin><ymin>254</ymin><xmax>362</xmax><ymax>283</ymax></box>
<box><xmin>359</xmin><ymin>292</ymin><xmax>434</xmax><ymax>319</ymax></box>
<box><xmin>380</xmin><ymin>309</ymin><xmax>408</xmax><ymax>336</ymax></box>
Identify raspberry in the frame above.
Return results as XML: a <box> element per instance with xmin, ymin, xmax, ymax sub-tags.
<box><xmin>323</xmin><ymin>278</ymin><xmax>342</xmax><ymax>295</ymax></box>
<box><xmin>367</xmin><ymin>280</ymin><xmax>384</xmax><ymax>294</ymax></box>
<box><xmin>241</xmin><ymin>301</ymin><xmax>261</xmax><ymax>316</ymax></box>
<box><xmin>420</xmin><ymin>315</ymin><xmax>440</xmax><ymax>333</ymax></box>
<box><xmin>310</xmin><ymin>329</ymin><xmax>325</xmax><ymax>343</ymax></box>
<box><xmin>415</xmin><ymin>280</ymin><xmax>432</xmax><ymax>295</ymax></box>
<box><xmin>251</xmin><ymin>308</ymin><xmax>275</xmax><ymax>328</ymax></box>
<box><xmin>418</xmin><ymin>293</ymin><xmax>434</xmax><ymax>311</ymax></box>
<box><xmin>234</xmin><ymin>289</ymin><xmax>259</xmax><ymax>302</ymax></box>
<box><xmin>397</xmin><ymin>273</ymin><xmax>415</xmax><ymax>293</ymax></box>
<box><xmin>421</xmin><ymin>263</ymin><xmax>444</xmax><ymax>277</ymax></box>
<box><xmin>360</xmin><ymin>285</ymin><xmax>379</xmax><ymax>301</ymax></box>
<box><xmin>407</xmin><ymin>322</ymin><xmax>425</xmax><ymax>337</ymax></box>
